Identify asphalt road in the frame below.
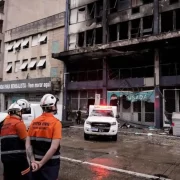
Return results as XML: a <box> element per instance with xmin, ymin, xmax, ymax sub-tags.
<box><xmin>1</xmin><ymin>126</ymin><xmax>180</xmax><ymax>180</ymax></box>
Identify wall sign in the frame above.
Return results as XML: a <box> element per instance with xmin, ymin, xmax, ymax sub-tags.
<box><xmin>0</xmin><ymin>78</ymin><xmax>52</xmax><ymax>93</ymax></box>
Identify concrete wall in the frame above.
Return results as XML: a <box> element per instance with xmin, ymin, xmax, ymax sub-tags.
<box><xmin>4</xmin><ymin>0</ymin><xmax>66</xmax><ymax>30</ymax></box>
<box><xmin>3</xmin><ymin>27</ymin><xmax>64</xmax><ymax>81</ymax></box>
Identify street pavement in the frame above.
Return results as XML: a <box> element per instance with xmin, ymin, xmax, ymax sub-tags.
<box><xmin>1</xmin><ymin>126</ymin><xmax>180</xmax><ymax>179</ymax></box>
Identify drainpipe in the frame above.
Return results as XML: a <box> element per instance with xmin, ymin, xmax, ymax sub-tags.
<box><xmin>62</xmin><ymin>0</ymin><xmax>70</xmax><ymax>121</ymax></box>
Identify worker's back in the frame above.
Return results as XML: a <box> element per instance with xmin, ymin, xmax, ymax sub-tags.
<box><xmin>28</xmin><ymin>113</ymin><xmax>61</xmax><ymax>165</ymax></box>
<box><xmin>1</xmin><ymin>116</ymin><xmax>27</xmax><ymax>163</ymax></box>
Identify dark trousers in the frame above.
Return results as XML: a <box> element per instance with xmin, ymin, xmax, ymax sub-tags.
<box><xmin>3</xmin><ymin>161</ymin><xmax>32</xmax><ymax>180</ymax></box>
<box><xmin>32</xmin><ymin>164</ymin><xmax>60</xmax><ymax>180</ymax></box>
<box><xmin>76</xmin><ymin>117</ymin><xmax>81</xmax><ymax>124</ymax></box>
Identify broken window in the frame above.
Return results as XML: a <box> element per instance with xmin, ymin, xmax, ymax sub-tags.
<box><xmin>86</xmin><ymin>29</ymin><xmax>94</xmax><ymax>46</ymax></box>
<box><xmin>87</xmin><ymin>3</ymin><xmax>95</xmax><ymax>19</ymax></box>
<box><xmin>109</xmin><ymin>24</ymin><xmax>118</xmax><ymax>42</ymax></box>
<box><xmin>131</xmin><ymin>0</ymin><xmax>142</xmax><ymax>7</ymax></box>
<box><xmin>87</xmin><ymin>70</ymin><xmax>97</xmax><ymax>81</ymax></box>
<box><xmin>131</xmin><ymin>19</ymin><xmax>141</xmax><ymax>38</ymax></box>
<box><xmin>95</xmin><ymin>27</ymin><xmax>103</xmax><ymax>44</ymax></box>
<box><xmin>78</xmin><ymin>32</ymin><xmax>85</xmax><ymax>47</ymax></box>
<box><xmin>132</xmin><ymin>6</ymin><xmax>140</xmax><ymax>14</ymax></box>
<box><xmin>161</xmin><ymin>11</ymin><xmax>173</xmax><ymax>33</ymax></box>
<box><xmin>176</xmin><ymin>9</ymin><xmax>180</xmax><ymax>30</ymax></box>
<box><xmin>142</xmin><ymin>0</ymin><xmax>153</xmax><ymax>4</ymax></box>
<box><xmin>78</xmin><ymin>7</ymin><xmax>86</xmax><ymax>22</ymax></box>
<box><xmin>170</xmin><ymin>0</ymin><xmax>179</xmax><ymax>5</ymax></box>
<box><xmin>108</xmin><ymin>0</ymin><xmax>118</xmax><ymax>14</ymax></box>
<box><xmin>119</xmin><ymin>21</ymin><xmax>128</xmax><ymax>40</ymax></box>
<box><xmin>143</xmin><ymin>16</ymin><xmax>153</xmax><ymax>36</ymax></box>
<box><xmin>96</xmin><ymin>0</ymin><xmax>103</xmax><ymax>17</ymax></box>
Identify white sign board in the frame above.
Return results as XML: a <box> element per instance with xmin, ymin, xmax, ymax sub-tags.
<box><xmin>95</xmin><ymin>94</ymin><xmax>100</xmax><ymax>105</ymax></box>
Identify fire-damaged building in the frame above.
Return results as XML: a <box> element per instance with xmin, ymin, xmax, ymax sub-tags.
<box><xmin>53</xmin><ymin>0</ymin><xmax>180</xmax><ymax>128</ymax></box>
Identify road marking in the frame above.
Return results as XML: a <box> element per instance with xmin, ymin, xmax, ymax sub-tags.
<box><xmin>61</xmin><ymin>156</ymin><xmax>171</xmax><ymax>180</ymax></box>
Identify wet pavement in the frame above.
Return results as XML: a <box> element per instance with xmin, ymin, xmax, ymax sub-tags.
<box><xmin>59</xmin><ymin>161</ymin><xmax>145</xmax><ymax>180</ymax></box>
<box><xmin>1</xmin><ymin>126</ymin><xmax>180</xmax><ymax>179</ymax></box>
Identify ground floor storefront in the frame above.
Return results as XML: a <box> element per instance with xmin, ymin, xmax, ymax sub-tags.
<box><xmin>0</xmin><ymin>78</ymin><xmax>62</xmax><ymax>117</ymax></box>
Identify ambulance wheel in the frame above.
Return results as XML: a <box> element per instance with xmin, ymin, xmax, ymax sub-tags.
<box><xmin>84</xmin><ymin>133</ymin><xmax>89</xmax><ymax>140</ymax></box>
<box><xmin>112</xmin><ymin>134</ymin><xmax>117</xmax><ymax>141</ymax></box>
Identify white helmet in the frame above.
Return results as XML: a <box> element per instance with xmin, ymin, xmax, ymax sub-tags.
<box><xmin>40</xmin><ymin>94</ymin><xmax>58</xmax><ymax>108</ymax></box>
<box><xmin>8</xmin><ymin>103</ymin><xmax>22</xmax><ymax>113</ymax></box>
<box><xmin>16</xmin><ymin>99</ymin><xmax>30</xmax><ymax>109</ymax></box>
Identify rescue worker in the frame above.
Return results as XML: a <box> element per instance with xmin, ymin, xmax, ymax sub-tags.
<box><xmin>26</xmin><ymin>94</ymin><xmax>62</xmax><ymax>180</ymax></box>
<box><xmin>76</xmin><ymin>108</ymin><xmax>81</xmax><ymax>125</ymax></box>
<box><xmin>0</xmin><ymin>102</ymin><xmax>32</xmax><ymax>180</ymax></box>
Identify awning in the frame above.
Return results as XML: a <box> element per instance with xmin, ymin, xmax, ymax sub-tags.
<box><xmin>39</xmin><ymin>34</ymin><xmax>47</xmax><ymax>42</ymax></box>
<box><xmin>37</xmin><ymin>59</ymin><xmax>46</xmax><ymax>67</ymax></box>
<box><xmin>28</xmin><ymin>60</ymin><xmax>37</xmax><ymax>69</ymax></box>
<box><xmin>5</xmin><ymin>63</ymin><xmax>12</xmax><ymax>72</ymax></box>
<box><xmin>6</xmin><ymin>44</ymin><xmax>13</xmax><ymax>51</ymax></box>
<box><xmin>22</xmin><ymin>39</ymin><xmax>29</xmax><ymax>47</ymax></box>
<box><xmin>14</xmin><ymin>41</ymin><xmax>21</xmax><ymax>49</ymax></box>
<box><xmin>19</xmin><ymin>61</ymin><xmax>28</xmax><ymax>70</ymax></box>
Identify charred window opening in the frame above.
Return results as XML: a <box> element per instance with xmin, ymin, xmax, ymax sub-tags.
<box><xmin>119</xmin><ymin>21</ymin><xmax>128</xmax><ymax>40</ymax></box>
<box><xmin>132</xmin><ymin>0</ymin><xmax>142</xmax><ymax>7</ymax></box>
<box><xmin>132</xmin><ymin>6</ymin><xmax>140</xmax><ymax>14</ymax></box>
<box><xmin>108</xmin><ymin>0</ymin><xmax>118</xmax><ymax>14</ymax></box>
<box><xmin>109</xmin><ymin>24</ymin><xmax>118</xmax><ymax>42</ymax></box>
<box><xmin>86</xmin><ymin>29</ymin><xmax>94</xmax><ymax>46</ymax></box>
<box><xmin>87</xmin><ymin>3</ymin><xmax>95</xmax><ymax>19</ymax></box>
<box><xmin>78</xmin><ymin>7</ymin><xmax>86</xmax><ymax>22</ymax></box>
<box><xmin>143</xmin><ymin>16</ymin><xmax>153</xmax><ymax>36</ymax></box>
<box><xmin>131</xmin><ymin>19</ymin><xmax>141</xmax><ymax>38</ymax></box>
<box><xmin>170</xmin><ymin>0</ymin><xmax>179</xmax><ymax>5</ymax></box>
<box><xmin>176</xmin><ymin>9</ymin><xmax>180</xmax><ymax>30</ymax></box>
<box><xmin>95</xmin><ymin>27</ymin><xmax>103</xmax><ymax>44</ymax></box>
<box><xmin>78</xmin><ymin>32</ymin><xmax>85</xmax><ymax>47</ymax></box>
<box><xmin>161</xmin><ymin>11</ymin><xmax>173</xmax><ymax>32</ymax></box>
<box><xmin>142</xmin><ymin>0</ymin><xmax>153</xmax><ymax>4</ymax></box>
<box><xmin>96</xmin><ymin>0</ymin><xmax>103</xmax><ymax>17</ymax></box>
<box><xmin>88</xmin><ymin>70</ymin><xmax>98</xmax><ymax>81</ymax></box>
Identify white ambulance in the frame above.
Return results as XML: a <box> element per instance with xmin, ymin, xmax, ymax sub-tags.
<box><xmin>84</xmin><ymin>105</ymin><xmax>118</xmax><ymax>141</ymax></box>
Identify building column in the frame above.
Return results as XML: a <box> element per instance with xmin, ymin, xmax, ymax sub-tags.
<box><xmin>153</xmin><ymin>0</ymin><xmax>159</xmax><ymax>35</ymax></box>
<box><xmin>0</xmin><ymin>93</ymin><xmax>5</xmax><ymax>111</ymax></box>
<box><xmin>154</xmin><ymin>49</ymin><xmax>162</xmax><ymax>128</ymax></box>
<box><xmin>102</xmin><ymin>0</ymin><xmax>108</xmax><ymax>44</ymax></box>
<box><xmin>103</xmin><ymin>58</ymin><xmax>107</xmax><ymax>104</ymax></box>
<box><xmin>62</xmin><ymin>64</ymin><xmax>68</xmax><ymax>121</ymax></box>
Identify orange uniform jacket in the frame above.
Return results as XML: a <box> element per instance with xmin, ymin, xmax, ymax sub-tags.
<box><xmin>28</xmin><ymin>113</ymin><xmax>62</xmax><ymax>165</ymax></box>
<box><xmin>1</xmin><ymin>116</ymin><xmax>27</xmax><ymax>163</ymax></box>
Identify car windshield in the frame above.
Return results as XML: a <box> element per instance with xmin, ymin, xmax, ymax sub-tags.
<box><xmin>90</xmin><ymin>110</ymin><xmax>114</xmax><ymax>117</ymax></box>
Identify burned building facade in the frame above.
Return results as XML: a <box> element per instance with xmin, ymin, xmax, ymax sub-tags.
<box><xmin>53</xmin><ymin>0</ymin><xmax>180</xmax><ymax>128</ymax></box>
